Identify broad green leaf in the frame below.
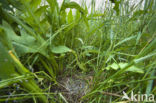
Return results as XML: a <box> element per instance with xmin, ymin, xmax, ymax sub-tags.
<box><xmin>0</xmin><ymin>42</ymin><xmax>17</xmax><ymax>79</ymax></box>
<box><xmin>0</xmin><ymin>26</ymin><xmax>13</xmax><ymax>50</ymax></box>
<box><xmin>3</xmin><ymin>11</ymin><xmax>37</xmax><ymax>38</ymax></box>
<box><xmin>106</xmin><ymin>62</ymin><xmax>144</xmax><ymax>73</ymax></box>
<box><xmin>12</xmin><ymin>30</ymin><xmax>47</xmax><ymax>56</ymax></box>
<box><xmin>13</xmin><ymin>42</ymin><xmax>37</xmax><ymax>56</ymax></box>
<box><xmin>2</xmin><ymin>21</ymin><xmax>47</xmax><ymax>56</ymax></box>
<box><xmin>2</xmin><ymin>20</ymin><xmax>19</xmax><ymax>41</ymax></box>
<box><xmin>51</xmin><ymin>46</ymin><xmax>72</xmax><ymax>54</ymax></box>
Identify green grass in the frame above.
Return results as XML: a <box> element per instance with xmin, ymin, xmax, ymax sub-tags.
<box><xmin>0</xmin><ymin>0</ymin><xmax>156</xmax><ymax>103</ymax></box>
